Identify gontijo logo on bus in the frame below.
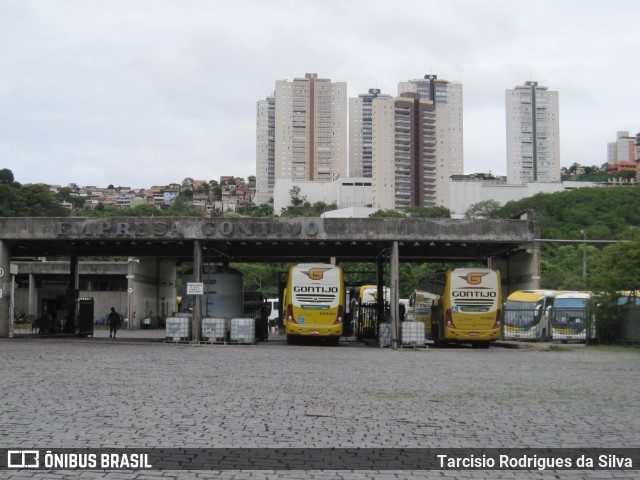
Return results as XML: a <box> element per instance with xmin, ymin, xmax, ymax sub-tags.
<box><xmin>301</xmin><ymin>267</ymin><xmax>331</xmax><ymax>280</ymax></box>
<box><xmin>459</xmin><ymin>272</ymin><xmax>488</xmax><ymax>285</ymax></box>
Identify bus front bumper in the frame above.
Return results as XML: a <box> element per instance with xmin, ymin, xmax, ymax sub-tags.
<box><xmin>285</xmin><ymin>323</ymin><xmax>343</xmax><ymax>337</ymax></box>
<box><xmin>445</xmin><ymin>329</ymin><xmax>500</xmax><ymax>342</ymax></box>
<box><xmin>503</xmin><ymin>327</ymin><xmax>538</xmax><ymax>340</ymax></box>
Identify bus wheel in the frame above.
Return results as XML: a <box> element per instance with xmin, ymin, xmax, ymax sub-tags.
<box><xmin>286</xmin><ymin>334</ymin><xmax>295</xmax><ymax>345</ymax></box>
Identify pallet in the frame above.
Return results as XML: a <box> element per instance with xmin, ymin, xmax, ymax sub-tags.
<box><xmin>400</xmin><ymin>342</ymin><xmax>429</xmax><ymax>350</ymax></box>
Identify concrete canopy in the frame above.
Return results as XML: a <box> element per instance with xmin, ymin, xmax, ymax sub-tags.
<box><xmin>0</xmin><ymin>216</ymin><xmax>535</xmax><ymax>263</ymax></box>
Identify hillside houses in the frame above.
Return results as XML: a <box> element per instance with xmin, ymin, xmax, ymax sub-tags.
<box><xmin>50</xmin><ymin>177</ymin><xmax>255</xmax><ymax>215</ymax></box>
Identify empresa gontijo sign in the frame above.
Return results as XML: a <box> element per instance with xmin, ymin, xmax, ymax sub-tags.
<box><xmin>54</xmin><ymin>220</ymin><xmax>321</xmax><ymax>238</ymax></box>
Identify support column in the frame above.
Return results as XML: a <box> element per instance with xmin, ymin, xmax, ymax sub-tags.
<box><xmin>65</xmin><ymin>254</ymin><xmax>79</xmax><ymax>333</ymax></box>
<box><xmin>155</xmin><ymin>258</ymin><xmax>161</xmax><ymax>319</ymax></box>
<box><xmin>376</xmin><ymin>254</ymin><xmax>384</xmax><ymax>339</ymax></box>
<box><xmin>0</xmin><ymin>241</ymin><xmax>10</xmax><ymax>337</ymax></box>
<box><xmin>193</xmin><ymin>240</ymin><xmax>203</xmax><ymax>342</ymax></box>
<box><xmin>390</xmin><ymin>241</ymin><xmax>400</xmax><ymax>349</ymax></box>
<box><xmin>28</xmin><ymin>273</ymin><xmax>37</xmax><ymax>319</ymax></box>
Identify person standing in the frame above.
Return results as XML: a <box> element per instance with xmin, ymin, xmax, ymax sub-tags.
<box><xmin>107</xmin><ymin>307</ymin><xmax>120</xmax><ymax>338</ymax></box>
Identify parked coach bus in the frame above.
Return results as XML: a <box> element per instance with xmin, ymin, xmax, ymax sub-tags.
<box><xmin>550</xmin><ymin>291</ymin><xmax>592</xmax><ymax>343</ymax></box>
<box><xmin>353</xmin><ymin>284</ymin><xmax>390</xmax><ymax>337</ymax></box>
<box><xmin>283</xmin><ymin>263</ymin><xmax>345</xmax><ymax>345</ymax></box>
<box><xmin>503</xmin><ymin>290</ymin><xmax>558</xmax><ymax>341</ymax></box>
<box><xmin>406</xmin><ymin>290</ymin><xmax>439</xmax><ymax>338</ymax></box>
<box><xmin>423</xmin><ymin>268</ymin><xmax>502</xmax><ymax>348</ymax></box>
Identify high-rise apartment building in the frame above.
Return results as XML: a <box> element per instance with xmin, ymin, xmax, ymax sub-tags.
<box><xmin>349</xmin><ymin>89</ymin><xmax>391</xmax><ymax>177</ymax></box>
<box><xmin>398</xmin><ymin>75</ymin><xmax>464</xmax><ymax>177</ymax></box>
<box><xmin>275</xmin><ymin>73</ymin><xmax>347</xmax><ymax>183</ymax></box>
<box><xmin>607</xmin><ymin>131</ymin><xmax>638</xmax><ymax>173</ymax></box>
<box><xmin>371</xmin><ymin>92</ymin><xmax>440</xmax><ymax>211</ymax></box>
<box><xmin>255</xmin><ymin>94</ymin><xmax>275</xmax><ymax>205</ymax></box>
<box><xmin>506</xmin><ymin>81</ymin><xmax>560</xmax><ymax>184</ymax></box>
<box><xmin>255</xmin><ymin>73</ymin><xmax>347</xmax><ymax>204</ymax></box>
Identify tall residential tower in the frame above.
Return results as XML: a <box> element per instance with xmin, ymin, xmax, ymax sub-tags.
<box><xmin>398</xmin><ymin>75</ymin><xmax>464</xmax><ymax>178</ymax></box>
<box><xmin>255</xmin><ymin>73</ymin><xmax>347</xmax><ymax>204</ymax></box>
<box><xmin>506</xmin><ymin>81</ymin><xmax>560</xmax><ymax>184</ymax></box>
<box><xmin>349</xmin><ymin>89</ymin><xmax>391</xmax><ymax>177</ymax></box>
<box><xmin>607</xmin><ymin>131</ymin><xmax>638</xmax><ymax>173</ymax></box>
<box><xmin>371</xmin><ymin>92</ymin><xmax>440</xmax><ymax>211</ymax></box>
<box><xmin>255</xmin><ymin>94</ymin><xmax>276</xmax><ymax>205</ymax></box>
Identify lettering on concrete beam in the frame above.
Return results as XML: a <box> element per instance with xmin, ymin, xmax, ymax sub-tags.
<box><xmin>209</xmin><ymin>221</ymin><xmax>320</xmax><ymax>237</ymax></box>
<box><xmin>55</xmin><ymin>221</ymin><xmax>176</xmax><ymax>238</ymax></box>
<box><xmin>54</xmin><ymin>220</ymin><xmax>321</xmax><ymax>238</ymax></box>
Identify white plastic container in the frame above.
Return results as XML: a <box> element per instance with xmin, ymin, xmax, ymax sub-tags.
<box><xmin>166</xmin><ymin>316</ymin><xmax>191</xmax><ymax>342</ymax></box>
<box><xmin>230</xmin><ymin>317</ymin><xmax>255</xmax><ymax>344</ymax></box>
<box><xmin>401</xmin><ymin>321</ymin><xmax>425</xmax><ymax>346</ymax></box>
<box><xmin>202</xmin><ymin>317</ymin><xmax>229</xmax><ymax>342</ymax></box>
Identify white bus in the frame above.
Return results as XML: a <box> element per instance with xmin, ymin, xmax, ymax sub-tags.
<box><xmin>503</xmin><ymin>290</ymin><xmax>558</xmax><ymax>341</ymax></box>
<box><xmin>266</xmin><ymin>298</ymin><xmax>280</xmax><ymax>323</ymax></box>
<box><xmin>550</xmin><ymin>291</ymin><xmax>592</xmax><ymax>343</ymax></box>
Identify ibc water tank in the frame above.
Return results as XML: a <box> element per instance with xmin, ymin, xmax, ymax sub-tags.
<box><xmin>182</xmin><ymin>265</ymin><xmax>243</xmax><ymax>318</ymax></box>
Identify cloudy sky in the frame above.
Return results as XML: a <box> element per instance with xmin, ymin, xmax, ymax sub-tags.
<box><xmin>1</xmin><ymin>0</ymin><xmax>637</xmax><ymax>188</ymax></box>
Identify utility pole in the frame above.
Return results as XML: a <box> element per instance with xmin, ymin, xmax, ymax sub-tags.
<box><xmin>582</xmin><ymin>230</ymin><xmax>587</xmax><ymax>282</ymax></box>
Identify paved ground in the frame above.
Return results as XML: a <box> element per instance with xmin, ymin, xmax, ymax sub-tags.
<box><xmin>1</xmin><ymin>327</ymin><xmax>639</xmax><ymax>479</ymax></box>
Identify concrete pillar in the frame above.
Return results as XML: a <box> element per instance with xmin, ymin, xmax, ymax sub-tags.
<box><xmin>390</xmin><ymin>241</ymin><xmax>400</xmax><ymax>349</ymax></box>
<box><xmin>192</xmin><ymin>240</ymin><xmax>202</xmax><ymax>342</ymax></box>
<box><xmin>376</xmin><ymin>254</ymin><xmax>384</xmax><ymax>338</ymax></box>
<box><xmin>28</xmin><ymin>273</ymin><xmax>37</xmax><ymax>318</ymax></box>
<box><xmin>66</xmin><ymin>254</ymin><xmax>79</xmax><ymax>333</ymax></box>
<box><xmin>0</xmin><ymin>241</ymin><xmax>11</xmax><ymax>337</ymax></box>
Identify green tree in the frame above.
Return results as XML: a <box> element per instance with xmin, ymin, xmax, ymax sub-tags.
<box><xmin>406</xmin><ymin>206</ymin><xmax>452</xmax><ymax>218</ymax></box>
<box><xmin>181</xmin><ymin>177</ymin><xmax>194</xmax><ymax>192</ymax></box>
<box><xmin>0</xmin><ymin>168</ymin><xmax>15</xmax><ymax>185</ymax></box>
<box><xmin>464</xmin><ymin>200</ymin><xmax>502</xmax><ymax>219</ymax></box>
<box><xmin>0</xmin><ymin>180</ymin><xmax>69</xmax><ymax>217</ymax></box>
<box><xmin>369</xmin><ymin>209</ymin><xmax>406</xmax><ymax>218</ymax></box>
<box><xmin>588</xmin><ymin>239</ymin><xmax>640</xmax><ymax>293</ymax></box>
<box><xmin>289</xmin><ymin>186</ymin><xmax>306</xmax><ymax>207</ymax></box>
<box><xmin>235</xmin><ymin>263</ymin><xmax>282</xmax><ymax>297</ymax></box>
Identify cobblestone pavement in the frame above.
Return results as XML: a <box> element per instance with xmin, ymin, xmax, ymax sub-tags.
<box><xmin>1</xmin><ymin>329</ymin><xmax>639</xmax><ymax>480</ymax></box>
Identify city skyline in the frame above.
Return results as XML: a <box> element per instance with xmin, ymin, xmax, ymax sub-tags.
<box><xmin>2</xmin><ymin>1</ymin><xmax>638</xmax><ymax>188</ymax></box>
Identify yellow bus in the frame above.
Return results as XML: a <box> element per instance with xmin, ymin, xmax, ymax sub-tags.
<box><xmin>503</xmin><ymin>290</ymin><xmax>558</xmax><ymax>341</ymax></box>
<box><xmin>283</xmin><ymin>263</ymin><xmax>345</xmax><ymax>345</ymax></box>
<box><xmin>353</xmin><ymin>284</ymin><xmax>390</xmax><ymax>339</ymax></box>
<box><xmin>424</xmin><ymin>268</ymin><xmax>502</xmax><ymax>348</ymax></box>
<box><xmin>406</xmin><ymin>290</ymin><xmax>439</xmax><ymax>338</ymax></box>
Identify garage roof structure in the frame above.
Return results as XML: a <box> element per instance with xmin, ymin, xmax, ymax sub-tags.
<box><xmin>0</xmin><ymin>215</ymin><xmax>539</xmax><ymax>343</ymax></box>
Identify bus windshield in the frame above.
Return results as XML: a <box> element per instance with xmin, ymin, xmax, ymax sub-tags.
<box><xmin>504</xmin><ymin>300</ymin><xmax>542</xmax><ymax>328</ymax></box>
<box><xmin>554</xmin><ymin>298</ymin><xmax>587</xmax><ymax>309</ymax></box>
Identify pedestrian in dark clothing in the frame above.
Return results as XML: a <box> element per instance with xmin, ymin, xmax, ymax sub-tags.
<box><xmin>107</xmin><ymin>307</ymin><xmax>120</xmax><ymax>338</ymax></box>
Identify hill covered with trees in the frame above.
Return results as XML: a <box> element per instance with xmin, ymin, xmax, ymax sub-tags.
<box><xmin>465</xmin><ymin>186</ymin><xmax>640</xmax><ymax>291</ymax></box>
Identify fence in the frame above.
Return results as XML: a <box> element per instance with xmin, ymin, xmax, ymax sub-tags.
<box><xmin>356</xmin><ymin>303</ymin><xmax>390</xmax><ymax>340</ymax></box>
<box><xmin>549</xmin><ymin>307</ymin><xmax>593</xmax><ymax>343</ymax></box>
